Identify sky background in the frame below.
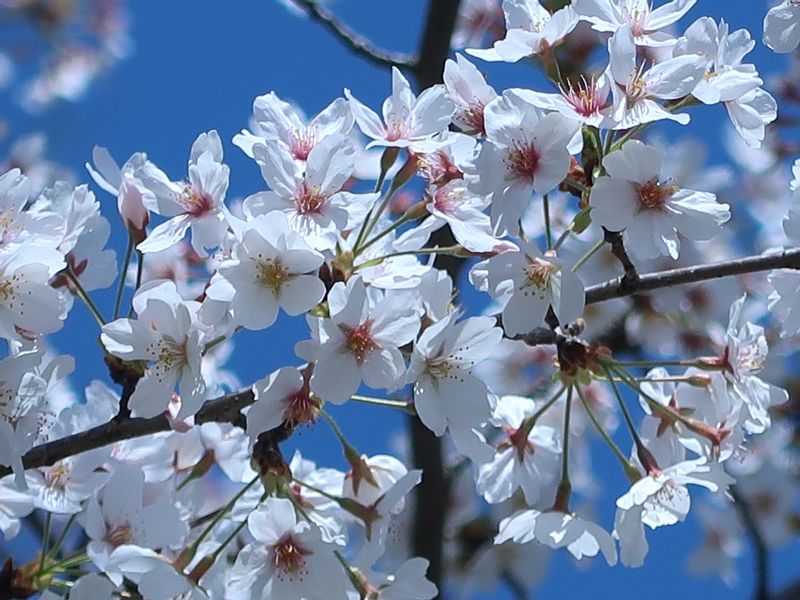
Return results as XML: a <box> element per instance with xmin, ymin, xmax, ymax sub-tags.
<box><xmin>1</xmin><ymin>1</ymin><xmax>798</xmax><ymax>599</ymax></box>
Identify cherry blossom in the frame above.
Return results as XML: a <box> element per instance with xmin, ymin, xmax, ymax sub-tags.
<box><xmin>574</xmin><ymin>0</ymin><xmax>696</xmax><ymax>46</ymax></box>
<box><xmin>296</xmin><ymin>277</ymin><xmax>420</xmax><ymax>405</ymax></box>
<box><xmin>101</xmin><ymin>280</ymin><xmax>208</xmax><ymax>419</ymax></box>
<box><xmin>346</xmin><ymin>67</ymin><xmax>455</xmax><ymax>153</ymax></box>
<box><xmin>136</xmin><ymin>130</ymin><xmax>230</xmax><ymax>257</ymax></box>
<box><xmin>467</xmin><ymin>0</ymin><xmax>580</xmax><ymax>63</ymax></box>
<box><xmin>226</xmin><ymin>497</ymin><xmax>349</xmax><ymax>600</ymax></box>
<box><xmin>590</xmin><ymin>140</ymin><xmax>730</xmax><ymax>259</ymax></box>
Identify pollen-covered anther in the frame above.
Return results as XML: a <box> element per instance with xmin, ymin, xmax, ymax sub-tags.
<box><xmin>342</xmin><ymin>321</ymin><xmax>379</xmax><ymax>364</ymax></box>
<box><xmin>506</xmin><ymin>142</ymin><xmax>541</xmax><ymax>180</ymax></box>
<box><xmin>257</xmin><ymin>259</ymin><xmax>291</xmax><ymax>295</ymax></box>
<box><xmin>561</xmin><ymin>76</ymin><xmax>603</xmax><ymax>117</ymax></box>
<box><xmin>296</xmin><ymin>182</ymin><xmax>327</xmax><ymax>215</ymax></box>
<box><xmin>521</xmin><ymin>255</ymin><xmax>557</xmax><ymax>296</ymax></box>
<box><xmin>637</xmin><ymin>179</ymin><xmax>675</xmax><ymax>210</ymax></box>
<box><xmin>178</xmin><ymin>185</ymin><xmax>214</xmax><ymax>218</ymax></box>
<box><xmin>271</xmin><ymin>535</ymin><xmax>311</xmax><ymax>580</ymax></box>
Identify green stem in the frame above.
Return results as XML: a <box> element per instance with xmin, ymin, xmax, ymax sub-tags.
<box><xmin>65</xmin><ymin>270</ymin><xmax>106</xmax><ymax>326</ymax></box>
<box><xmin>192</xmin><ymin>475</ymin><xmax>259</xmax><ymax>549</ymax></box>
<box><xmin>113</xmin><ymin>233</ymin><xmax>134</xmax><ymax>320</ymax></box>
<box><xmin>128</xmin><ymin>250</ymin><xmax>145</xmax><ymax>318</ymax></box>
<box><xmin>48</xmin><ymin>513</ymin><xmax>77</xmax><ymax>559</ymax></box>
<box><xmin>357</xmin><ymin>209</ymin><xmax>415</xmax><ymax>256</ymax></box>
<box><xmin>38</xmin><ymin>512</ymin><xmax>52</xmax><ymax>573</ymax></box>
<box><xmin>350</xmin><ymin>394</ymin><xmax>416</xmax><ymax>414</ymax></box>
<box><xmin>560</xmin><ymin>387</ymin><xmax>573</xmax><ymax>482</ymax></box>
<box><xmin>571</xmin><ymin>238</ymin><xmax>605</xmax><ymax>272</ymax></box>
<box><xmin>575</xmin><ymin>384</ymin><xmax>633</xmax><ymax>473</ymax></box>
<box><xmin>602</xmin><ymin>365</ymin><xmax>647</xmax><ymax>455</ymax></box>
<box><xmin>553</xmin><ymin>223</ymin><xmax>574</xmax><ymax>252</ymax></box>
<box><xmin>354</xmin><ymin>245</ymin><xmax>462</xmax><ymax>269</ymax></box>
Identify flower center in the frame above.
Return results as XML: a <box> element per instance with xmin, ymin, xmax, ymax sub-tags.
<box><xmin>385</xmin><ymin>114</ymin><xmax>408</xmax><ymax>141</ymax></box>
<box><xmin>637</xmin><ymin>179</ymin><xmax>675</xmax><ymax>210</ymax></box>
<box><xmin>178</xmin><ymin>185</ymin><xmax>214</xmax><ymax>218</ymax></box>
<box><xmin>271</xmin><ymin>535</ymin><xmax>310</xmax><ymax>580</ymax></box>
<box><xmin>296</xmin><ymin>182</ymin><xmax>327</xmax><ymax>215</ymax></box>
<box><xmin>289</xmin><ymin>127</ymin><xmax>317</xmax><ymax>161</ymax></box>
<box><xmin>257</xmin><ymin>258</ymin><xmax>291</xmax><ymax>295</ymax></box>
<box><xmin>506</xmin><ymin>142</ymin><xmax>541</xmax><ymax>181</ymax></box>
<box><xmin>432</xmin><ymin>186</ymin><xmax>463</xmax><ymax>214</ymax></box>
<box><xmin>521</xmin><ymin>255</ymin><xmax>557</xmax><ymax>298</ymax></box>
<box><xmin>106</xmin><ymin>522</ymin><xmax>134</xmax><ymax>548</ymax></box>
<box><xmin>461</xmin><ymin>101</ymin><xmax>486</xmax><ymax>135</ymax></box>
<box><xmin>342</xmin><ymin>321</ymin><xmax>378</xmax><ymax>365</ymax></box>
<box><xmin>561</xmin><ymin>77</ymin><xmax>603</xmax><ymax>118</ymax></box>
<box><xmin>44</xmin><ymin>461</ymin><xmax>71</xmax><ymax>491</ymax></box>
<box><xmin>284</xmin><ymin>389</ymin><xmax>319</xmax><ymax>427</ymax></box>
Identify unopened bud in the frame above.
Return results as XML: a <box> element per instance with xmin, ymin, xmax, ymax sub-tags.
<box><xmin>118</xmin><ymin>177</ymin><xmax>149</xmax><ymax>244</ymax></box>
<box><xmin>687</xmin><ymin>374</ymin><xmax>712</xmax><ymax>387</ymax></box>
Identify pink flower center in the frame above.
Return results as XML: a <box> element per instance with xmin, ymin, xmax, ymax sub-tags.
<box><xmin>284</xmin><ymin>389</ymin><xmax>319</xmax><ymax>427</ymax></box>
<box><xmin>506</xmin><ymin>142</ymin><xmax>540</xmax><ymax>181</ymax></box>
<box><xmin>637</xmin><ymin>179</ymin><xmax>675</xmax><ymax>210</ymax></box>
<box><xmin>561</xmin><ymin>77</ymin><xmax>603</xmax><ymax>118</ymax></box>
<box><xmin>432</xmin><ymin>186</ymin><xmax>463</xmax><ymax>214</ymax></box>
<box><xmin>295</xmin><ymin>182</ymin><xmax>327</xmax><ymax>215</ymax></box>
<box><xmin>271</xmin><ymin>534</ymin><xmax>310</xmax><ymax>581</ymax></box>
<box><xmin>289</xmin><ymin>127</ymin><xmax>317</xmax><ymax>161</ymax></box>
<box><xmin>385</xmin><ymin>115</ymin><xmax>409</xmax><ymax>142</ymax></box>
<box><xmin>521</xmin><ymin>255</ymin><xmax>557</xmax><ymax>298</ymax></box>
<box><xmin>178</xmin><ymin>185</ymin><xmax>214</xmax><ymax>218</ymax></box>
<box><xmin>460</xmin><ymin>102</ymin><xmax>486</xmax><ymax>135</ymax></box>
<box><xmin>106</xmin><ymin>522</ymin><xmax>134</xmax><ymax>548</ymax></box>
<box><xmin>342</xmin><ymin>321</ymin><xmax>378</xmax><ymax>364</ymax></box>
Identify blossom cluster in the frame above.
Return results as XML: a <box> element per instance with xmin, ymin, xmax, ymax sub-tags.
<box><xmin>0</xmin><ymin>1</ymin><xmax>799</xmax><ymax>599</ymax></box>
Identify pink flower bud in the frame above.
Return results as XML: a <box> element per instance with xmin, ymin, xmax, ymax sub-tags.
<box><xmin>118</xmin><ymin>177</ymin><xmax>149</xmax><ymax>243</ymax></box>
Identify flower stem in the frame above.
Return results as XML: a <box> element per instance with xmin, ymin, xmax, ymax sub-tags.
<box><xmin>38</xmin><ymin>512</ymin><xmax>52</xmax><ymax>573</ymax></box>
<box><xmin>113</xmin><ymin>233</ymin><xmax>134</xmax><ymax>320</ymax></box>
<box><xmin>48</xmin><ymin>513</ymin><xmax>77</xmax><ymax>559</ymax></box>
<box><xmin>571</xmin><ymin>238</ymin><xmax>605</xmax><ymax>272</ymax></box>
<box><xmin>350</xmin><ymin>394</ymin><xmax>416</xmax><ymax>414</ymax></box>
<box><xmin>543</xmin><ymin>193</ymin><xmax>553</xmax><ymax>250</ymax></box>
<box><xmin>65</xmin><ymin>269</ymin><xmax>106</xmax><ymax>326</ymax></box>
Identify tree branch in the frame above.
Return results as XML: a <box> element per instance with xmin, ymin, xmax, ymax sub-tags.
<box><xmin>585</xmin><ymin>248</ymin><xmax>800</xmax><ymax>305</ymax></box>
<box><xmin>0</xmin><ymin>389</ymin><xmax>255</xmax><ymax>477</ymax></box>
<box><xmin>8</xmin><ymin>249</ymin><xmax>799</xmax><ymax>477</ymax></box>
<box><xmin>603</xmin><ymin>228</ymin><xmax>639</xmax><ymax>290</ymax></box>
<box><xmin>292</xmin><ymin>0</ymin><xmax>415</xmax><ymax>70</ymax></box>
<box><xmin>731</xmin><ymin>485</ymin><xmax>770</xmax><ymax>600</ymax></box>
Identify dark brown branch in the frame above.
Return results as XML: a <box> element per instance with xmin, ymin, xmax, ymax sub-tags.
<box><xmin>730</xmin><ymin>485</ymin><xmax>770</xmax><ymax>600</ymax></box>
<box><xmin>292</xmin><ymin>0</ymin><xmax>415</xmax><ymax>70</ymax></box>
<box><xmin>585</xmin><ymin>248</ymin><xmax>800</xmax><ymax>305</ymax></box>
<box><xmin>603</xmin><ymin>228</ymin><xmax>639</xmax><ymax>290</ymax></box>
<box><xmin>8</xmin><ymin>249</ymin><xmax>800</xmax><ymax>478</ymax></box>
<box><xmin>0</xmin><ymin>389</ymin><xmax>255</xmax><ymax>477</ymax></box>
<box><xmin>406</xmin><ymin>2</ymin><xmax>463</xmax><ymax>596</ymax></box>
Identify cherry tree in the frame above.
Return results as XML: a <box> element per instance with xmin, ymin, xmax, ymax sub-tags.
<box><xmin>2</xmin><ymin>1</ymin><xmax>800</xmax><ymax>600</ymax></box>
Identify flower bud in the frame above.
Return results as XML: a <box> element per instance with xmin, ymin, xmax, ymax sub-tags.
<box><xmin>118</xmin><ymin>177</ymin><xmax>149</xmax><ymax>244</ymax></box>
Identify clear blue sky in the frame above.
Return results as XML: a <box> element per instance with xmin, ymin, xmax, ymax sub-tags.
<box><xmin>1</xmin><ymin>1</ymin><xmax>797</xmax><ymax>599</ymax></box>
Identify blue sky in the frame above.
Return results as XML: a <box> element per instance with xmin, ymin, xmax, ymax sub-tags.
<box><xmin>2</xmin><ymin>1</ymin><xmax>798</xmax><ymax>598</ymax></box>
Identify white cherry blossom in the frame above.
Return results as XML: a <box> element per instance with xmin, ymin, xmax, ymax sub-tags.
<box><xmin>574</xmin><ymin>0</ymin><xmax>696</xmax><ymax>46</ymax></box>
<box><xmin>136</xmin><ymin>130</ymin><xmax>230</xmax><ymax>257</ymax></box>
<box><xmin>296</xmin><ymin>277</ymin><xmax>420</xmax><ymax>405</ymax></box>
<box><xmin>101</xmin><ymin>280</ymin><xmax>208</xmax><ymax>419</ymax></box>
<box><xmin>590</xmin><ymin>140</ymin><xmax>730</xmax><ymax>259</ymax></box>
<box><xmin>467</xmin><ymin>0</ymin><xmax>580</xmax><ymax>62</ymax></box>
<box><xmin>764</xmin><ymin>0</ymin><xmax>800</xmax><ymax>53</ymax></box>
<box><xmin>346</xmin><ymin>67</ymin><xmax>455</xmax><ymax>153</ymax></box>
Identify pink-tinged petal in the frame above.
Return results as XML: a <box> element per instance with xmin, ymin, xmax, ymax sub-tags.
<box><xmin>603</xmin><ymin>140</ymin><xmax>662</xmax><ymax>183</ymax></box>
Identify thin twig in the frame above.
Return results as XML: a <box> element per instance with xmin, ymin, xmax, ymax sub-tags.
<box><xmin>585</xmin><ymin>247</ymin><xmax>800</xmax><ymax>305</ymax></box>
<box><xmin>603</xmin><ymin>228</ymin><xmax>639</xmax><ymax>289</ymax></box>
<box><xmin>292</xmin><ymin>0</ymin><xmax>415</xmax><ymax>70</ymax></box>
